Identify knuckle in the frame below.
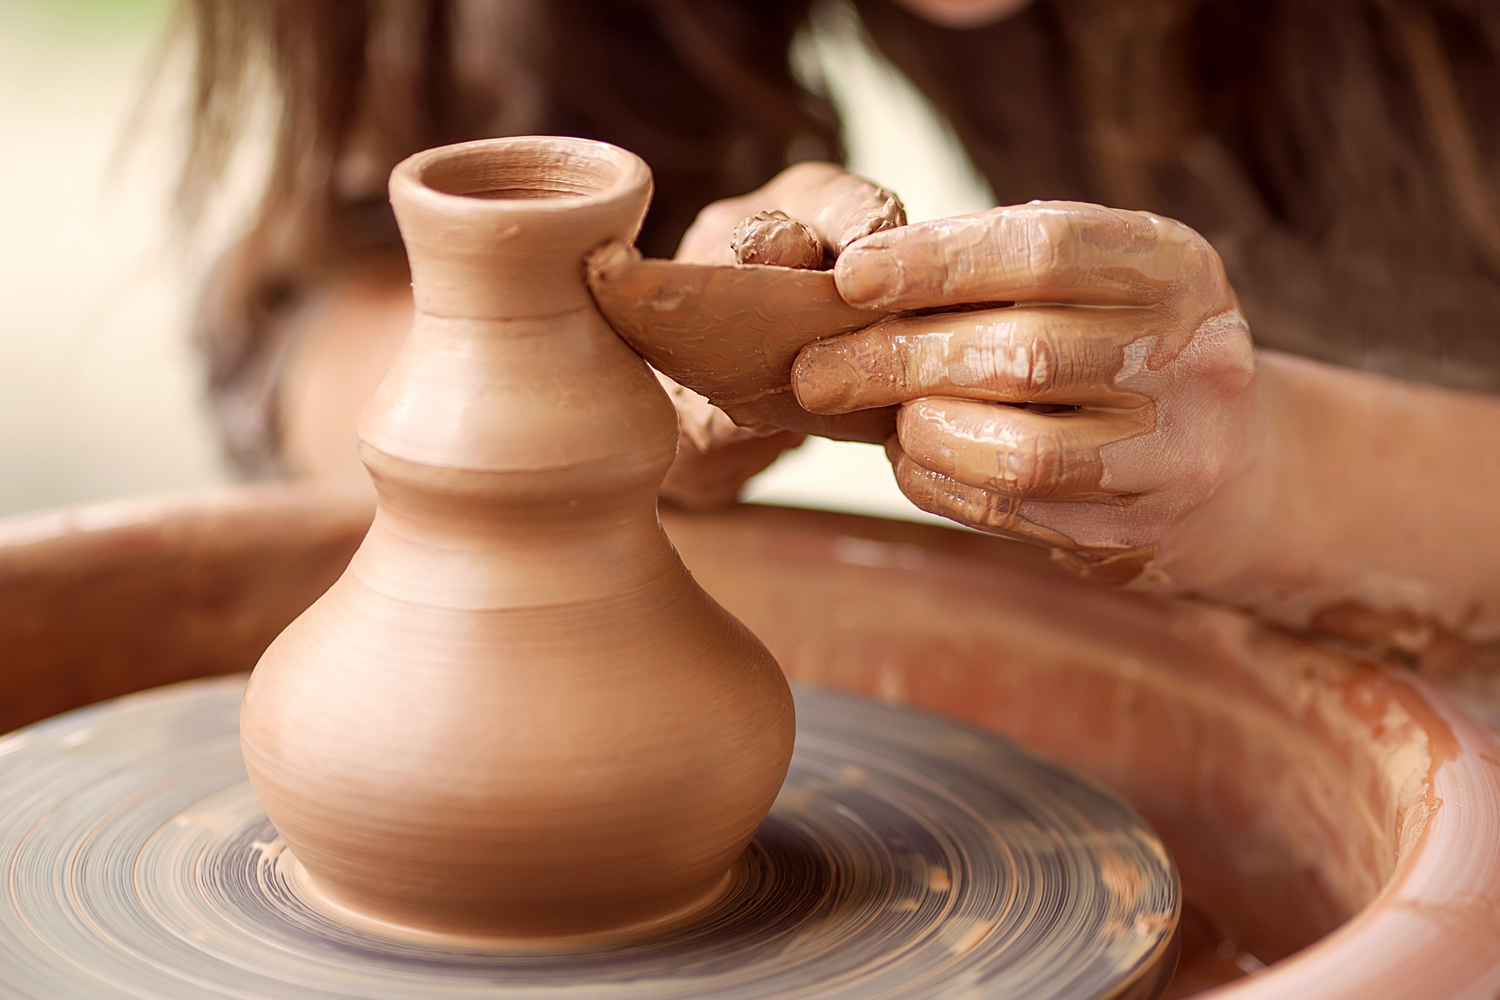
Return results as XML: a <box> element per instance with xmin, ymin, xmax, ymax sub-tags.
<box><xmin>993</xmin><ymin>433</ymin><xmax>1057</xmax><ymax>497</ymax></box>
<box><xmin>898</xmin><ymin>332</ymin><xmax>950</xmax><ymax>394</ymax></box>
<box><xmin>1177</xmin><ymin>309</ymin><xmax>1255</xmax><ymax>388</ymax></box>
<box><xmin>1010</xmin><ymin>317</ymin><xmax>1062</xmax><ymax>396</ymax></box>
<box><xmin>903</xmin><ymin>398</ymin><xmax>1075</xmax><ymax>499</ymax></box>
<box><xmin>967</xmin><ymin>313</ymin><xmax>1061</xmax><ymax>397</ymax></box>
<box><xmin>896</xmin><ymin>456</ymin><xmax>1022</xmax><ymax>531</ymax></box>
<box><xmin>993</xmin><ymin>418</ymin><xmax>1101</xmax><ymax>500</ymax></box>
<box><xmin>964</xmin><ymin>488</ymin><xmax>1024</xmax><ymax>530</ymax></box>
<box><xmin>1020</xmin><ymin>213</ymin><xmax>1068</xmax><ymax>279</ymax></box>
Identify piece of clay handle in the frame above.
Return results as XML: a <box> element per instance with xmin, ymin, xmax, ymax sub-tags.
<box><xmin>673</xmin><ymin>162</ymin><xmax>907</xmax><ymax>267</ymax></box>
<box><xmin>587</xmin><ymin>243</ymin><xmax>897</xmax><ymax>442</ymax></box>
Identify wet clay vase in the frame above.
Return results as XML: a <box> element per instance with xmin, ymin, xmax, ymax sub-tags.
<box><xmin>239</xmin><ymin>137</ymin><xmax>795</xmax><ymax>939</ymax></box>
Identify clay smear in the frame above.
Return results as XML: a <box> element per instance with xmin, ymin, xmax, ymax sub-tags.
<box><xmin>731</xmin><ymin>211</ymin><xmax>823</xmax><ymax>270</ymax></box>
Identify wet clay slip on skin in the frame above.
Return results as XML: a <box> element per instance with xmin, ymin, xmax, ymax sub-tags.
<box><xmin>238</xmin><ymin>137</ymin><xmax>795</xmax><ymax>939</ymax></box>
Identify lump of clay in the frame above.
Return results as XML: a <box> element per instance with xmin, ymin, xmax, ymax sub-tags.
<box><xmin>730</xmin><ymin>210</ymin><xmax>824</xmax><ymax>269</ymax></box>
<box><xmin>673</xmin><ymin>162</ymin><xmax>907</xmax><ymax>266</ymax></box>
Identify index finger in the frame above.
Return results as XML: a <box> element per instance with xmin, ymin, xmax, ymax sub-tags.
<box><xmin>791</xmin><ymin>304</ymin><xmax>1160</xmax><ymax>413</ymax></box>
<box><xmin>834</xmin><ymin>201</ymin><xmax>1212</xmax><ymax>311</ymax></box>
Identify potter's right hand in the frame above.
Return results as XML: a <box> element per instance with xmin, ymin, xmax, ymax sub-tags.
<box><xmin>587</xmin><ymin>163</ymin><xmax>905</xmax><ymax>445</ymax></box>
<box><xmin>791</xmin><ymin>202</ymin><xmax>1262</xmax><ymax>589</ymax></box>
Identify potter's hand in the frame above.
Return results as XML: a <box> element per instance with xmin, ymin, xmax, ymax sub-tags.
<box><xmin>587</xmin><ymin>163</ymin><xmax>904</xmax><ymax>444</ymax></box>
<box><xmin>793</xmin><ymin>201</ymin><xmax>1260</xmax><ymax>587</ymax></box>
<box><xmin>652</xmin><ymin>369</ymin><xmax>808</xmax><ymax>512</ymax></box>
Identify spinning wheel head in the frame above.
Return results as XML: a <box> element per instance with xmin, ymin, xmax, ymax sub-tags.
<box><xmin>0</xmin><ymin>678</ymin><xmax>1178</xmax><ymax>999</ymax></box>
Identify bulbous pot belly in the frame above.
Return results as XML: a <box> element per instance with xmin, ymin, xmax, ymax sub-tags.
<box><xmin>240</xmin><ymin>567</ymin><xmax>794</xmax><ymax>938</ymax></box>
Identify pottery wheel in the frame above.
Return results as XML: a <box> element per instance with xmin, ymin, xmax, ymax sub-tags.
<box><xmin>0</xmin><ymin>677</ymin><xmax>1178</xmax><ymax>1000</ymax></box>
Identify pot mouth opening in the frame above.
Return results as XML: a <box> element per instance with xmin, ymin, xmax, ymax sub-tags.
<box><xmin>414</xmin><ymin>137</ymin><xmax>638</xmax><ymax>207</ymax></box>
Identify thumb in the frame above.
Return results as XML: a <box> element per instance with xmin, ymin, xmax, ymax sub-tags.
<box><xmin>675</xmin><ymin>163</ymin><xmax>906</xmax><ymax>266</ymax></box>
<box><xmin>762</xmin><ymin>162</ymin><xmax>906</xmax><ymax>256</ymax></box>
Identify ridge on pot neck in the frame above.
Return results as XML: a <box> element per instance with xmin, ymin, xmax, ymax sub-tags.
<box><xmin>390</xmin><ymin>137</ymin><xmax>654</xmax><ymax>320</ymax></box>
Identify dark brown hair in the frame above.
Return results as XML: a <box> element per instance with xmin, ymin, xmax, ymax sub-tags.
<box><xmin>180</xmin><ymin>0</ymin><xmax>840</xmax><ymax>470</ymax></box>
<box><xmin>179</xmin><ymin>0</ymin><xmax>1500</xmax><ymax>471</ymax></box>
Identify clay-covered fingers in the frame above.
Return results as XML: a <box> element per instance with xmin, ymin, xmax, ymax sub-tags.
<box><xmin>887</xmin><ymin>438</ymin><xmax>1162</xmax><ymax>587</ymax></box>
<box><xmin>895</xmin><ymin>397</ymin><xmax>1150</xmax><ymax>502</ymax></box>
<box><xmin>675</xmin><ymin>162</ymin><xmax>905</xmax><ymax>266</ymax></box>
<box><xmin>792</xmin><ymin>305</ymin><xmax>1164</xmax><ymax>414</ymax></box>
<box><xmin>793</xmin><ymin>199</ymin><xmax>1262</xmax><ymax>591</ymax></box>
<box><xmin>884</xmin><ymin>438</ymin><xmax>1075</xmax><ymax>547</ymax></box>
<box><xmin>834</xmin><ymin>201</ymin><xmax>1229</xmax><ymax>314</ymax></box>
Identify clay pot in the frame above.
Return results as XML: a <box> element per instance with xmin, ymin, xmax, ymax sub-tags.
<box><xmin>237</xmin><ymin>138</ymin><xmax>795</xmax><ymax>938</ymax></box>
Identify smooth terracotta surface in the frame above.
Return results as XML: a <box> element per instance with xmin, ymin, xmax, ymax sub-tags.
<box><xmin>0</xmin><ymin>489</ymin><xmax>1497</xmax><ymax>996</ymax></box>
<box><xmin>240</xmin><ymin>137</ymin><xmax>794</xmax><ymax>939</ymax></box>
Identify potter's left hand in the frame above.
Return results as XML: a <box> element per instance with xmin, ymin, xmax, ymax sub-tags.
<box><xmin>793</xmin><ymin>201</ymin><xmax>1261</xmax><ymax>587</ymax></box>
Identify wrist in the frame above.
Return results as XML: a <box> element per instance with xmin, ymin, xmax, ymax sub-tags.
<box><xmin>1170</xmin><ymin>351</ymin><xmax>1500</xmax><ymax>650</ymax></box>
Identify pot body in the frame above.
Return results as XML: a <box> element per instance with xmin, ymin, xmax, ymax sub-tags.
<box><xmin>240</xmin><ymin>137</ymin><xmax>794</xmax><ymax>938</ymax></box>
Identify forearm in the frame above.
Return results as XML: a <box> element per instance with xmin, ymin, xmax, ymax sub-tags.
<box><xmin>1196</xmin><ymin>350</ymin><xmax>1500</xmax><ymax>651</ymax></box>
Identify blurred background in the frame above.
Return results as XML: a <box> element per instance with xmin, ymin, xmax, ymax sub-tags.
<box><xmin>0</xmin><ymin>0</ymin><xmax>994</xmax><ymax>524</ymax></box>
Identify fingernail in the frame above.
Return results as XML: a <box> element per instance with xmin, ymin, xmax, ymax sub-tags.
<box><xmin>834</xmin><ymin>242</ymin><xmax>904</xmax><ymax>308</ymax></box>
<box><xmin>792</xmin><ymin>346</ymin><xmax>864</xmax><ymax>413</ymax></box>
